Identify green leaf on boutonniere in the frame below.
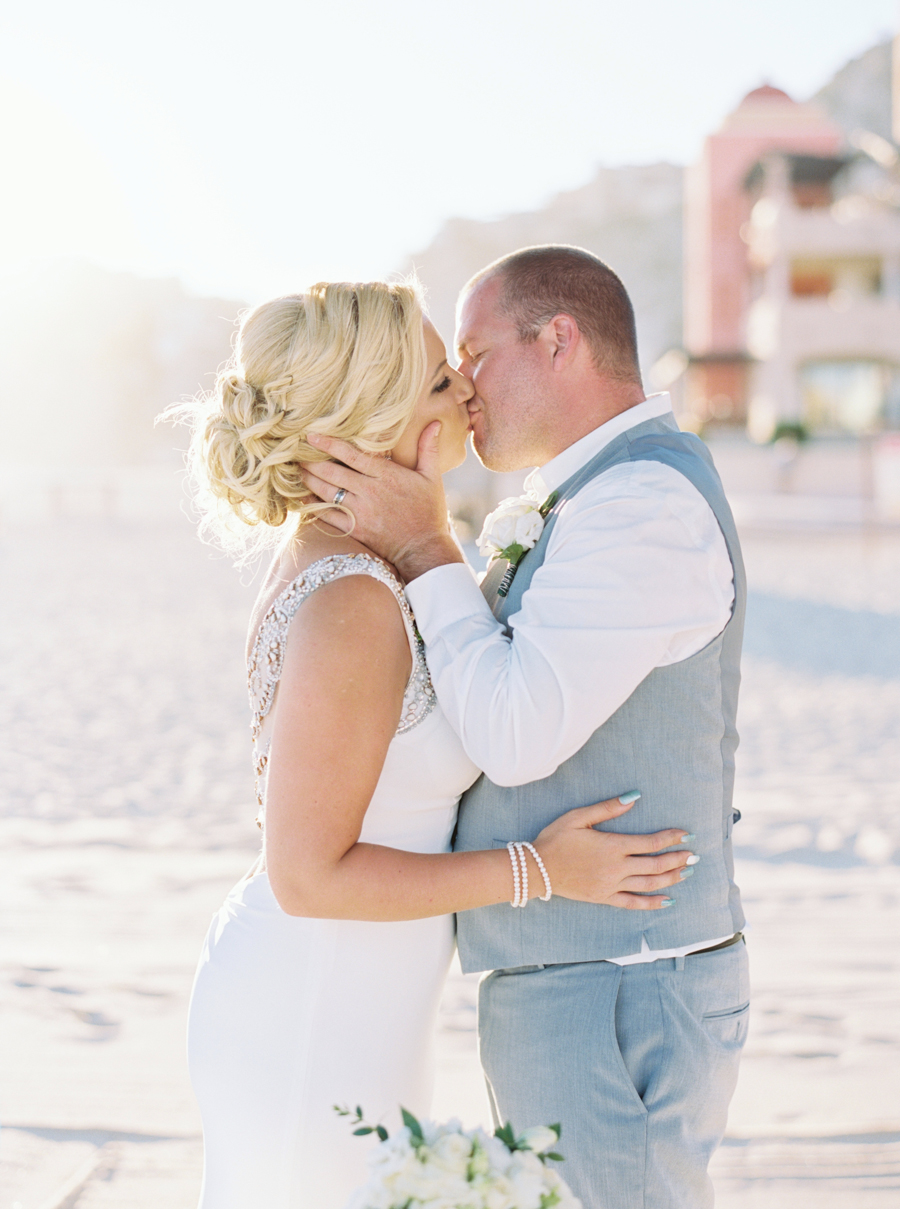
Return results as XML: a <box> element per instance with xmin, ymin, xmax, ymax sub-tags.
<box><xmin>538</xmin><ymin>491</ymin><xmax>559</xmax><ymax>519</ymax></box>
<box><xmin>496</xmin><ymin>541</ymin><xmax>525</xmax><ymax>565</ymax></box>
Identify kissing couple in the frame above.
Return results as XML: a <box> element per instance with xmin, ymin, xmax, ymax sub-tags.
<box><xmin>180</xmin><ymin>245</ymin><xmax>749</xmax><ymax>1209</ymax></box>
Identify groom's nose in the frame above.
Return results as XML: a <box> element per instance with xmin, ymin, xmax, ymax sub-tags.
<box><xmin>456</xmin><ymin>351</ymin><xmax>475</xmax><ymax>380</ymax></box>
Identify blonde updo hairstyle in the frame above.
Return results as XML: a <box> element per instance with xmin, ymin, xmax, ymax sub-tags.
<box><xmin>174</xmin><ymin>280</ymin><xmax>426</xmax><ymax>555</ymax></box>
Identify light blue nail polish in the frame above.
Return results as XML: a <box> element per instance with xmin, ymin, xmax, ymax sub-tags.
<box><xmin>661</xmin><ymin>897</ymin><xmax>675</xmax><ymax>907</ymax></box>
<box><xmin>618</xmin><ymin>791</ymin><xmax>641</xmax><ymax>805</ymax></box>
<box><xmin>679</xmin><ymin>867</ymin><xmax>695</xmax><ymax>880</ymax></box>
<box><xmin>680</xmin><ymin>833</ymin><xmax>696</xmax><ymax>843</ymax></box>
<box><xmin>685</xmin><ymin>853</ymin><xmax>700</xmax><ymax>865</ymax></box>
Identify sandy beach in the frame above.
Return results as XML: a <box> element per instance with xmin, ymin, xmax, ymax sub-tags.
<box><xmin>1</xmin><ymin>509</ymin><xmax>899</xmax><ymax>1207</ymax></box>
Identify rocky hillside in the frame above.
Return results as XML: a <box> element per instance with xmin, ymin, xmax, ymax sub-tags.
<box><xmin>813</xmin><ymin>38</ymin><xmax>893</xmax><ymax>141</ymax></box>
<box><xmin>403</xmin><ymin>38</ymin><xmax>895</xmax><ymax>383</ymax></box>
<box><xmin>404</xmin><ymin>161</ymin><xmax>684</xmax><ymax>379</ymax></box>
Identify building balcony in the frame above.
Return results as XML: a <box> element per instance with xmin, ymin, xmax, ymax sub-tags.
<box><xmin>746</xmin><ymin>197</ymin><xmax>900</xmax><ymax>263</ymax></box>
<box><xmin>747</xmin><ymin>295</ymin><xmax>900</xmax><ymax>363</ymax></box>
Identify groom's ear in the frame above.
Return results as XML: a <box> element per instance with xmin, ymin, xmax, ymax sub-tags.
<box><xmin>545</xmin><ymin>314</ymin><xmax>580</xmax><ymax>371</ymax></box>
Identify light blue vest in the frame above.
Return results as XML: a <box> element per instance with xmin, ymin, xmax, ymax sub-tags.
<box><xmin>454</xmin><ymin>414</ymin><xmax>746</xmax><ymax>974</ymax></box>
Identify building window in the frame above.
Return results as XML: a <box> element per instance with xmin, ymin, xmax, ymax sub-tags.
<box><xmin>790</xmin><ymin>257</ymin><xmax>882</xmax><ymax>299</ymax></box>
<box><xmin>801</xmin><ymin>361</ymin><xmax>900</xmax><ymax>433</ymax></box>
<box><xmin>791</xmin><ymin>181</ymin><xmax>834</xmax><ymax>208</ymax></box>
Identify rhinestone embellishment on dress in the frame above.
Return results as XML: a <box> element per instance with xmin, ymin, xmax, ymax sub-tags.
<box><xmin>247</xmin><ymin>553</ymin><xmax>436</xmax><ymax>823</ymax></box>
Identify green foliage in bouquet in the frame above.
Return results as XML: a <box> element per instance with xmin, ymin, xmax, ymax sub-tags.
<box><xmin>334</xmin><ymin>1104</ymin><xmax>581</xmax><ymax>1209</ymax></box>
<box><xmin>335</xmin><ymin>1104</ymin><xmax>389</xmax><ymax>1142</ymax></box>
<box><xmin>492</xmin><ymin>1121</ymin><xmax>564</xmax><ymax>1164</ymax></box>
<box><xmin>335</xmin><ymin>1105</ymin><xmax>563</xmax><ymax>1164</ymax></box>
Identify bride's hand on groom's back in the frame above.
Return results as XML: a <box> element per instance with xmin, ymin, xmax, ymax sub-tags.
<box><xmin>534</xmin><ymin>796</ymin><xmax>696</xmax><ymax>909</ymax></box>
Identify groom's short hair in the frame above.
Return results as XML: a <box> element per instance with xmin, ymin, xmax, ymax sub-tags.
<box><xmin>464</xmin><ymin>245</ymin><xmax>641</xmax><ymax>384</ymax></box>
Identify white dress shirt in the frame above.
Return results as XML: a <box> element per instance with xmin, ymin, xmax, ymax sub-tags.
<box><xmin>406</xmin><ymin>394</ymin><xmax>736</xmax><ymax>964</ymax></box>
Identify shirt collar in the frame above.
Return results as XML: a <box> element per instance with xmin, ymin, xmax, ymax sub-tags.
<box><xmin>524</xmin><ymin>393</ymin><xmax>674</xmax><ymax>501</ymax></box>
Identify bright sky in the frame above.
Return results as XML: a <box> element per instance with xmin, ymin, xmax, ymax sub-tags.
<box><xmin>0</xmin><ymin>0</ymin><xmax>897</xmax><ymax>303</ymax></box>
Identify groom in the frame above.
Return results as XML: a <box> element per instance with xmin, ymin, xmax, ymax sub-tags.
<box><xmin>303</xmin><ymin>246</ymin><xmax>748</xmax><ymax>1209</ymax></box>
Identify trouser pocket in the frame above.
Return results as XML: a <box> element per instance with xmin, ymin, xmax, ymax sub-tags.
<box><xmin>702</xmin><ymin>1000</ymin><xmax>750</xmax><ymax>1047</ymax></box>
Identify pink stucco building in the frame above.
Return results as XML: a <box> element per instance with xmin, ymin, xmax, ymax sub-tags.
<box><xmin>683</xmin><ymin>86</ymin><xmax>844</xmax><ymax>422</ymax></box>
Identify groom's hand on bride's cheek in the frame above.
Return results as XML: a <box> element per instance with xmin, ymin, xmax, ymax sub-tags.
<box><xmin>300</xmin><ymin>426</ymin><xmax>464</xmax><ymax>580</ymax></box>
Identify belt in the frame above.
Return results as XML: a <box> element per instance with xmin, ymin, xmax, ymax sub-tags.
<box><xmin>691</xmin><ymin>932</ymin><xmax>744</xmax><ymax>956</ymax></box>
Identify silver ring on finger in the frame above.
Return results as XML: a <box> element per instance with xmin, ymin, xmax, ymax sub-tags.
<box><xmin>332</xmin><ymin>487</ymin><xmax>347</xmax><ymax>506</ymax></box>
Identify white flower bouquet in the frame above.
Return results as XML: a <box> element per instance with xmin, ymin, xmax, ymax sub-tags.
<box><xmin>337</xmin><ymin>1106</ymin><xmax>582</xmax><ymax>1209</ymax></box>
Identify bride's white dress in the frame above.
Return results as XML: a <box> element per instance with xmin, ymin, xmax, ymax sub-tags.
<box><xmin>187</xmin><ymin>554</ymin><xmax>480</xmax><ymax>1209</ymax></box>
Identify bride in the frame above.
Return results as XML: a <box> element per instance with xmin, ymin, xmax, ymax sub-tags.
<box><xmin>177</xmin><ymin>280</ymin><xmax>691</xmax><ymax>1208</ymax></box>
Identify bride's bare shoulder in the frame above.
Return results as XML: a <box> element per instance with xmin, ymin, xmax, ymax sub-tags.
<box><xmin>247</xmin><ymin>525</ymin><xmax>409</xmax><ymax>666</ymax></box>
<box><xmin>272</xmin><ymin>540</ymin><xmax>413</xmax><ymax>703</ymax></box>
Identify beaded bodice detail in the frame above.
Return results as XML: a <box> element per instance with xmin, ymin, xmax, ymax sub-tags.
<box><xmin>248</xmin><ymin>553</ymin><xmax>437</xmax><ymax>820</ymax></box>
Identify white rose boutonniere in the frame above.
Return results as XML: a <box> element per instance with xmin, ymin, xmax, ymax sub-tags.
<box><xmin>477</xmin><ymin>491</ymin><xmax>559</xmax><ymax>597</ymax></box>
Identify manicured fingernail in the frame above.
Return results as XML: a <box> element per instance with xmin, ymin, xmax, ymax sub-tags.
<box><xmin>660</xmin><ymin>898</ymin><xmax>675</xmax><ymax>907</ymax></box>
<box><xmin>679</xmin><ymin>867</ymin><xmax>695</xmax><ymax>880</ymax></box>
<box><xmin>307</xmin><ymin>432</ymin><xmax>323</xmax><ymax>444</ymax></box>
<box><xmin>685</xmin><ymin>853</ymin><xmax>700</xmax><ymax>865</ymax></box>
<box><xmin>618</xmin><ymin>791</ymin><xmax>641</xmax><ymax>805</ymax></box>
<box><xmin>680</xmin><ymin>833</ymin><xmax>696</xmax><ymax>843</ymax></box>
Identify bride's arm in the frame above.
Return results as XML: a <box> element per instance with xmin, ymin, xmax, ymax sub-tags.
<box><xmin>264</xmin><ymin>574</ymin><xmax>692</xmax><ymax>921</ymax></box>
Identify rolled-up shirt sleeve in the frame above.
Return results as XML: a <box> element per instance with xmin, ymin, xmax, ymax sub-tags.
<box><xmin>405</xmin><ymin>462</ymin><xmax>734</xmax><ymax>787</ymax></box>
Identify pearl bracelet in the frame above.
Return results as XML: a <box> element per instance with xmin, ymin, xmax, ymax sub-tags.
<box><xmin>520</xmin><ymin>841</ymin><xmax>552</xmax><ymax>901</ymax></box>
<box><xmin>506</xmin><ymin>842</ymin><xmax>521</xmax><ymax>907</ymax></box>
<box><xmin>506</xmin><ymin>842</ymin><xmax>528</xmax><ymax>907</ymax></box>
<box><xmin>515</xmin><ymin>842</ymin><xmax>529</xmax><ymax>906</ymax></box>
<box><xmin>506</xmin><ymin>841</ymin><xmax>552</xmax><ymax>907</ymax></box>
